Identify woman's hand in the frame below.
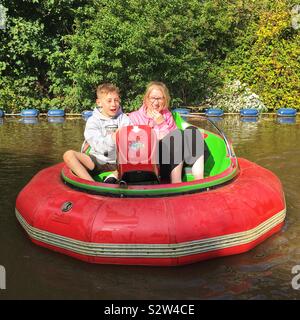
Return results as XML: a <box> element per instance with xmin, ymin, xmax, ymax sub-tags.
<box><xmin>148</xmin><ymin>109</ymin><xmax>165</xmax><ymax>125</ymax></box>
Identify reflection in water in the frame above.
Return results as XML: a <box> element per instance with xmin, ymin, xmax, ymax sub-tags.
<box><xmin>0</xmin><ymin>118</ymin><xmax>3</xmax><ymax>125</ymax></box>
<box><xmin>19</xmin><ymin>117</ymin><xmax>39</xmax><ymax>125</ymax></box>
<box><xmin>0</xmin><ymin>116</ymin><xmax>300</xmax><ymax>299</ymax></box>
<box><xmin>48</xmin><ymin>117</ymin><xmax>65</xmax><ymax>124</ymax></box>
<box><xmin>206</xmin><ymin>116</ymin><xmax>223</xmax><ymax>123</ymax></box>
<box><xmin>241</xmin><ymin>116</ymin><xmax>258</xmax><ymax>123</ymax></box>
<box><xmin>277</xmin><ymin>117</ymin><xmax>296</xmax><ymax>125</ymax></box>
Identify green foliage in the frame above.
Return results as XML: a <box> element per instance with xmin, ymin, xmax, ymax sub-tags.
<box><xmin>65</xmin><ymin>0</ymin><xmax>238</xmax><ymax>111</ymax></box>
<box><xmin>0</xmin><ymin>0</ymin><xmax>91</xmax><ymax>112</ymax></box>
<box><xmin>0</xmin><ymin>16</ymin><xmax>48</xmax><ymax>112</ymax></box>
<box><xmin>0</xmin><ymin>0</ymin><xmax>299</xmax><ymax>112</ymax></box>
<box><xmin>223</xmin><ymin>0</ymin><xmax>300</xmax><ymax>110</ymax></box>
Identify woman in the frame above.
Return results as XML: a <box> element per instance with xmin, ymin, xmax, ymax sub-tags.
<box><xmin>129</xmin><ymin>81</ymin><xmax>204</xmax><ymax>183</ymax></box>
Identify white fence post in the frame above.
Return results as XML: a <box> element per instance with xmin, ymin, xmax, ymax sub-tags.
<box><xmin>291</xmin><ymin>5</ymin><xmax>300</xmax><ymax>30</ymax></box>
<box><xmin>0</xmin><ymin>5</ymin><xmax>7</xmax><ymax>30</ymax></box>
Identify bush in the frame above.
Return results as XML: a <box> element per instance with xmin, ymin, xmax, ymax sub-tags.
<box><xmin>201</xmin><ymin>80</ymin><xmax>267</xmax><ymax>112</ymax></box>
<box><xmin>64</xmin><ymin>0</ymin><xmax>239</xmax><ymax>111</ymax></box>
<box><xmin>0</xmin><ymin>0</ymin><xmax>91</xmax><ymax>112</ymax></box>
<box><xmin>223</xmin><ymin>0</ymin><xmax>300</xmax><ymax>110</ymax></box>
<box><xmin>0</xmin><ymin>0</ymin><xmax>298</xmax><ymax>112</ymax></box>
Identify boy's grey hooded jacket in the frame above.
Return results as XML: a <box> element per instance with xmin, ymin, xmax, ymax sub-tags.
<box><xmin>84</xmin><ymin>107</ymin><xmax>132</xmax><ymax>164</ymax></box>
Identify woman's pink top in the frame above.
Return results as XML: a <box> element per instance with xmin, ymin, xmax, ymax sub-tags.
<box><xmin>129</xmin><ymin>105</ymin><xmax>177</xmax><ymax>140</ymax></box>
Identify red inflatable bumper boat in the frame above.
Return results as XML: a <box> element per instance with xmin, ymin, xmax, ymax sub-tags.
<box><xmin>15</xmin><ymin>113</ymin><xmax>286</xmax><ymax>266</ymax></box>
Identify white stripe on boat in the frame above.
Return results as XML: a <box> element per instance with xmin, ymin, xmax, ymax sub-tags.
<box><xmin>15</xmin><ymin>208</ymin><xmax>286</xmax><ymax>258</ymax></box>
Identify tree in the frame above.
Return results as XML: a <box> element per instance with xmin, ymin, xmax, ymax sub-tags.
<box><xmin>65</xmin><ymin>0</ymin><xmax>239</xmax><ymax>111</ymax></box>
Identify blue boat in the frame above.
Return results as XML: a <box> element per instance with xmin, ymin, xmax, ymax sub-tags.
<box><xmin>277</xmin><ymin>108</ymin><xmax>297</xmax><ymax>117</ymax></box>
<box><xmin>82</xmin><ymin>110</ymin><xmax>93</xmax><ymax>120</ymax></box>
<box><xmin>240</xmin><ymin>109</ymin><xmax>259</xmax><ymax>117</ymax></box>
<box><xmin>47</xmin><ymin>109</ymin><xmax>65</xmax><ymax>117</ymax></box>
<box><xmin>205</xmin><ymin>108</ymin><xmax>224</xmax><ymax>117</ymax></box>
<box><xmin>172</xmin><ymin>108</ymin><xmax>191</xmax><ymax>115</ymax></box>
<box><xmin>172</xmin><ymin>108</ymin><xmax>191</xmax><ymax>120</ymax></box>
<box><xmin>21</xmin><ymin>109</ymin><xmax>39</xmax><ymax>117</ymax></box>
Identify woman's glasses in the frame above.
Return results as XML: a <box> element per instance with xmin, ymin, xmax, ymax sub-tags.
<box><xmin>149</xmin><ymin>97</ymin><xmax>164</xmax><ymax>103</ymax></box>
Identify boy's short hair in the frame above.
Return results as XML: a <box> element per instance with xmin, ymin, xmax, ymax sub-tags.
<box><xmin>96</xmin><ymin>83</ymin><xmax>120</xmax><ymax>99</ymax></box>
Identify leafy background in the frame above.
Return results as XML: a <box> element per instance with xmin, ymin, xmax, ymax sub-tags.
<box><xmin>0</xmin><ymin>0</ymin><xmax>299</xmax><ymax>112</ymax></box>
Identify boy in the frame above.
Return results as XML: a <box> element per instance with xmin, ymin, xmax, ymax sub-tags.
<box><xmin>63</xmin><ymin>83</ymin><xmax>131</xmax><ymax>183</ymax></box>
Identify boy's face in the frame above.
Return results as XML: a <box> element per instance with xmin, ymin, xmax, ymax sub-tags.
<box><xmin>96</xmin><ymin>91</ymin><xmax>120</xmax><ymax>117</ymax></box>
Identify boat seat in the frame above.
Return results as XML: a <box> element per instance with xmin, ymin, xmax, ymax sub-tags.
<box><xmin>116</xmin><ymin>125</ymin><xmax>160</xmax><ymax>185</ymax></box>
<box><xmin>120</xmin><ymin>171</ymin><xmax>160</xmax><ymax>185</ymax></box>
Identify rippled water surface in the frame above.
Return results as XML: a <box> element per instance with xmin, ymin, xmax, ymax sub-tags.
<box><xmin>0</xmin><ymin>115</ymin><xmax>300</xmax><ymax>300</ymax></box>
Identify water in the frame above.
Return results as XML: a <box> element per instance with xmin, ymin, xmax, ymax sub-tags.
<box><xmin>0</xmin><ymin>115</ymin><xmax>300</xmax><ymax>299</ymax></box>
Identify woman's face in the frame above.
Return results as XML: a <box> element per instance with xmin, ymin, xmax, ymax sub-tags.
<box><xmin>147</xmin><ymin>88</ymin><xmax>165</xmax><ymax>112</ymax></box>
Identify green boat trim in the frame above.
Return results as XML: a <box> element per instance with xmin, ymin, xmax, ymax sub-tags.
<box><xmin>61</xmin><ymin>164</ymin><xmax>238</xmax><ymax>197</ymax></box>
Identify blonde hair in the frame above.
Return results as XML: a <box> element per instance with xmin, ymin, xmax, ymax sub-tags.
<box><xmin>96</xmin><ymin>83</ymin><xmax>120</xmax><ymax>99</ymax></box>
<box><xmin>143</xmin><ymin>81</ymin><xmax>171</xmax><ymax>109</ymax></box>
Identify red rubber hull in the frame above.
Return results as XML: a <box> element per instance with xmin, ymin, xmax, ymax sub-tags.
<box><xmin>15</xmin><ymin>158</ymin><xmax>286</xmax><ymax>266</ymax></box>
